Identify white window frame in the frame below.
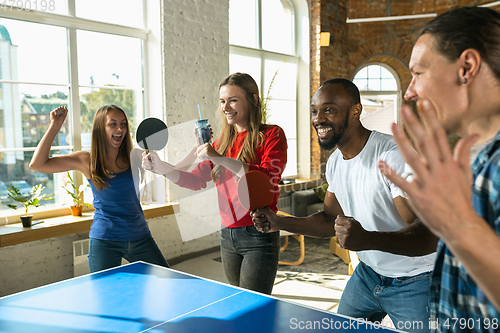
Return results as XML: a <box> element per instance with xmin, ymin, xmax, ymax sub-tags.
<box><xmin>229</xmin><ymin>0</ymin><xmax>310</xmax><ymax>178</ymax></box>
<box><xmin>0</xmin><ymin>0</ymin><xmax>166</xmax><ymax>219</ymax></box>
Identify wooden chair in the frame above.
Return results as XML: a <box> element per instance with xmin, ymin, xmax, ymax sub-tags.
<box><xmin>277</xmin><ymin>211</ymin><xmax>305</xmax><ymax>266</ymax></box>
<box><xmin>329</xmin><ymin>236</ymin><xmax>358</xmax><ymax>275</ymax></box>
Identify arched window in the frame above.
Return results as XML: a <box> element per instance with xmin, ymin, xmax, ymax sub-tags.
<box><xmin>229</xmin><ymin>0</ymin><xmax>309</xmax><ymax>177</ymax></box>
<box><xmin>353</xmin><ymin>64</ymin><xmax>400</xmax><ymax>135</ymax></box>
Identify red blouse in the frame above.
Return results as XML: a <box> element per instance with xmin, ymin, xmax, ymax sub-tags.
<box><xmin>175</xmin><ymin>124</ymin><xmax>287</xmax><ymax>228</ymax></box>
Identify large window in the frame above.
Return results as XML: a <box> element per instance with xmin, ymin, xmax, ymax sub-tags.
<box><xmin>0</xmin><ymin>1</ymin><xmax>147</xmax><ymax>217</ymax></box>
<box><xmin>229</xmin><ymin>0</ymin><xmax>308</xmax><ymax>177</ymax></box>
<box><xmin>353</xmin><ymin>64</ymin><xmax>400</xmax><ymax>135</ymax></box>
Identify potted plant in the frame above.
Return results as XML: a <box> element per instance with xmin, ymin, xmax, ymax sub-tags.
<box><xmin>7</xmin><ymin>183</ymin><xmax>52</xmax><ymax>227</ymax></box>
<box><xmin>62</xmin><ymin>172</ymin><xmax>91</xmax><ymax>216</ymax></box>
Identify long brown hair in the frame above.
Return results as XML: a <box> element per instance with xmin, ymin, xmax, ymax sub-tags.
<box><xmin>212</xmin><ymin>73</ymin><xmax>264</xmax><ymax>182</ymax></box>
<box><xmin>89</xmin><ymin>105</ymin><xmax>133</xmax><ymax>190</ymax></box>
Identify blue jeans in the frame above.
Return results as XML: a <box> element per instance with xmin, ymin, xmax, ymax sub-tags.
<box><xmin>338</xmin><ymin>261</ymin><xmax>432</xmax><ymax>333</ymax></box>
<box><xmin>88</xmin><ymin>236</ymin><xmax>169</xmax><ymax>273</ymax></box>
<box><xmin>220</xmin><ymin>225</ymin><xmax>279</xmax><ymax>295</ymax></box>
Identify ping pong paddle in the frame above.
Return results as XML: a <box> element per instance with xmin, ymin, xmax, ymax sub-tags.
<box><xmin>237</xmin><ymin>170</ymin><xmax>274</xmax><ymax>212</ymax></box>
<box><xmin>136</xmin><ymin>117</ymin><xmax>169</xmax><ymax>153</ymax></box>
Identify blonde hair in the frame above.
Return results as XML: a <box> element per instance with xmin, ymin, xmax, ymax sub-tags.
<box><xmin>89</xmin><ymin>105</ymin><xmax>133</xmax><ymax>190</ymax></box>
<box><xmin>212</xmin><ymin>73</ymin><xmax>264</xmax><ymax>183</ymax></box>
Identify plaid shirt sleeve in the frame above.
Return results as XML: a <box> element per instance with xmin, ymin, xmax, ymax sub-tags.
<box><xmin>429</xmin><ymin>132</ymin><xmax>500</xmax><ymax>333</ymax></box>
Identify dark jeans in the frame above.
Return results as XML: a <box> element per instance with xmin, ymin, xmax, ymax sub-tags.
<box><xmin>88</xmin><ymin>236</ymin><xmax>169</xmax><ymax>273</ymax></box>
<box><xmin>220</xmin><ymin>225</ymin><xmax>279</xmax><ymax>295</ymax></box>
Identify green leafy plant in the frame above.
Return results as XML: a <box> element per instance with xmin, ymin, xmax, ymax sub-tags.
<box><xmin>62</xmin><ymin>172</ymin><xmax>91</xmax><ymax>208</ymax></box>
<box><xmin>261</xmin><ymin>60</ymin><xmax>286</xmax><ymax>124</ymax></box>
<box><xmin>7</xmin><ymin>183</ymin><xmax>52</xmax><ymax>216</ymax></box>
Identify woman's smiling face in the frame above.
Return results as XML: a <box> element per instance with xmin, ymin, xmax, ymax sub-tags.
<box><xmin>105</xmin><ymin>108</ymin><xmax>128</xmax><ymax>149</ymax></box>
<box><xmin>219</xmin><ymin>84</ymin><xmax>250</xmax><ymax>132</ymax></box>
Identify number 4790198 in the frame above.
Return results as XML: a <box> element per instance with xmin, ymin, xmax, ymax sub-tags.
<box><xmin>442</xmin><ymin>317</ymin><xmax>498</xmax><ymax>330</ymax></box>
<box><xmin>1</xmin><ymin>0</ymin><xmax>55</xmax><ymax>12</ymax></box>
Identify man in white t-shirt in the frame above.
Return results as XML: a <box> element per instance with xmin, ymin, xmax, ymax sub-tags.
<box><xmin>252</xmin><ymin>78</ymin><xmax>437</xmax><ymax>333</ymax></box>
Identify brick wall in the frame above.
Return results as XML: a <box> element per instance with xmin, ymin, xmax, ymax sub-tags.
<box><xmin>309</xmin><ymin>0</ymin><xmax>500</xmax><ymax>169</ymax></box>
<box><xmin>309</xmin><ymin>0</ymin><xmax>350</xmax><ymax>178</ymax></box>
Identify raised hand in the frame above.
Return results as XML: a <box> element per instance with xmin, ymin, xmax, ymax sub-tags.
<box><xmin>50</xmin><ymin>106</ymin><xmax>68</xmax><ymax>128</ymax></box>
<box><xmin>378</xmin><ymin>100</ymin><xmax>479</xmax><ymax>239</ymax></box>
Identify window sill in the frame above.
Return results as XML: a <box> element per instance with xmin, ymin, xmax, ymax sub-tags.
<box><xmin>0</xmin><ymin>203</ymin><xmax>180</xmax><ymax>248</ymax></box>
<box><xmin>278</xmin><ymin>178</ymin><xmax>322</xmax><ymax>194</ymax></box>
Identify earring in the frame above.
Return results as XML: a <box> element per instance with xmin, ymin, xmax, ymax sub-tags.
<box><xmin>462</xmin><ymin>77</ymin><xmax>468</xmax><ymax>84</ymax></box>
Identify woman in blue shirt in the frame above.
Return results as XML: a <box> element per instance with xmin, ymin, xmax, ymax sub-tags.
<box><xmin>30</xmin><ymin>104</ymin><xmax>169</xmax><ymax>272</ymax></box>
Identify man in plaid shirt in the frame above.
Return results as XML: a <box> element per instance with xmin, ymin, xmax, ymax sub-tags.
<box><xmin>380</xmin><ymin>6</ymin><xmax>500</xmax><ymax>333</ymax></box>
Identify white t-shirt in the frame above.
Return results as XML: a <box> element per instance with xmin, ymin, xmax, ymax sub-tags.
<box><xmin>325</xmin><ymin>131</ymin><xmax>436</xmax><ymax>277</ymax></box>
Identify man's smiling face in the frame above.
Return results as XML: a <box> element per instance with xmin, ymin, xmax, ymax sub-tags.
<box><xmin>311</xmin><ymin>84</ymin><xmax>354</xmax><ymax>150</ymax></box>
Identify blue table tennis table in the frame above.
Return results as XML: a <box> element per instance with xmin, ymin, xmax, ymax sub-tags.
<box><xmin>0</xmin><ymin>261</ymin><xmax>403</xmax><ymax>332</ymax></box>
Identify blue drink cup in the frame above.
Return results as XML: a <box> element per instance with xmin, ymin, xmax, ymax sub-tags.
<box><xmin>195</xmin><ymin>119</ymin><xmax>211</xmax><ymax>145</ymax></box>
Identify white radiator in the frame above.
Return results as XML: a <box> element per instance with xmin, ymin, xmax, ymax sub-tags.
<box><xmin>73</xmin><ymin>238</ymin><xmax>90</xmax><ymax>277</ymax></box>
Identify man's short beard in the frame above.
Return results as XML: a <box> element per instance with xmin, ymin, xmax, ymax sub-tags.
<box><xmin>316</xmin><ymin>115</ymin><xmax>348</xmax><ymax>151</ymax></box>
<box><xmin>318</xmin><ymin>137</ymin><xmax>339</xmax><ymax>150</ymax></box>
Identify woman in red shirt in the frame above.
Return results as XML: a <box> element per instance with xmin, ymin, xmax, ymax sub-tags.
<box><xmin>143</xmin><ymin>73</ymin><xmax>287</xmax><ymax>294</ymax></box>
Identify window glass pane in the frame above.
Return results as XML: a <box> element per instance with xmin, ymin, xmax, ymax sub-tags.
<box><xmin>0</xmin><ymin>171</ymin><xmax>55</xmax><ymax>209</ymax></box>
<box><xmin>79</xmin><ymin>87</ymin><xmax>142</xmax><ymax>148</ymax></box>
<box><xmin>229</xmin><ymin>53</ymin><xmax>261</xmax><ymax>91</ymax></box>
<box><xmin>380</xmin><ymin>66</ymin><xmax>393</xmax><ymax>79</ymax></box>
<box><xmin>354</xmin><ymin>67</ymin><xmax>368</xmax><ymax>79</ymax></box>
<box><xmin>283</xmin><ymin>139</ymin><xmax>296</xmax><ymax>177</ymax></box>
<box><xmin>0</xmin><ymin>83</ymin><xmax>71</xmax><ymax>215</ymax></box>
<box><xmin>367</xmin><ymin>79</ymin><xmax>380</xmax><ymax>91</ymax></box>
<box><xmin>263</xmin><ymin>59</ymin><xmax>296</xmax><ymax>101</ymax></box>
<box><xmin>229</xmin><ymin>0</ymin><xmax>258</xmax><ymax>48</ymax></box>
<box><xmin>360</xmin><ymin>94</ymin><xmax>397</xmax><ymax>135</ymax></box>
<box><xmin>0</xmin><ymin>83</ymin><xmax>70</xmax><ymax>150</ymax></box>
<box><xmin>77</xmin><ymin>30</ymin><xmax>143</xmax><ymax>88</ymax></box>
<box><xmin>367</xmin><ymin>65</ymin><xmax>380</xmax><ymax>79</ymax></box>
<box><xmin>262</xmin><ymin>0</ymin><xmax>293</xmax><ymax>54</ymax></box>
<box><xmin>381</xmin><ymin>78</ymin><xmax>397</xmax><ymax>91</ymax></box>
<box><xmin>353</xmin><ymin>78</ymin><xmax>368</xmax><ymax>91</ymax></box>
<box><xmin>0</xmin><ymin>18</ymin><xmax>68</xmax><ymax>84</ymax></box>
<box><xmin>266</xmin><ymin>99</ymin><xmax>296</xmax><ymax>138</ymax></box>
<box><xmin>0</xmin><ymin>149</ymin><xmax>74</xmax><ymax>215</ymax></box>
<box><xmin>75</xmin><ymin>0</ymin><xmax>144</xmax><ymax>28</ymax></box>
